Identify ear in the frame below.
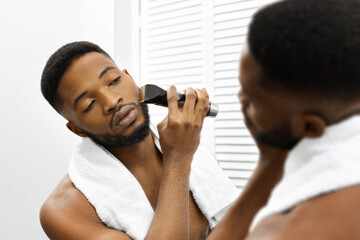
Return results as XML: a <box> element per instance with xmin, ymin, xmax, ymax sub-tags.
<box><xmin>292</xmin><ymin>114</ymin><xmax>326</xmax><ymax>139</ymax></box>
<box><xmin>66</xmin><ymin>122</ymin><xmax>87</xmax><ymax>137</ymax></box>
<box><xmin>123</xmin><ymin>69</ymin><xmax>133</xmax><ymax>79</ymax></box>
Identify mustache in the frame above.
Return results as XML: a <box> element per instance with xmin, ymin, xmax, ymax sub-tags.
<box><xmin>109</xmin><ymin>102</ymin><xmax>139</xmax><ymax>129</ymax></box>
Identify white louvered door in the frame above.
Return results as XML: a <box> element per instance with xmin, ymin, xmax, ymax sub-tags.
<box><xmin>140</xmin><ymin>0</ymin><xmax>206</xmax><ymax>126</ymax></box>
<box><xmin>140</xmin><ymin>0</ymin><xmax>276</xmax><ymax>190</ymax></box>
<box><xmin>213</xmin><ymin>0</ymin><xmax>275</xmax><ymax>190</ymax></box>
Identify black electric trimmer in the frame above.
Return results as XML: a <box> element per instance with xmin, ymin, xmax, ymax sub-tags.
<box><xmin>139</xmin><ymin>84</ymin><xmax>218</xmax><ymax>117</ymax></box>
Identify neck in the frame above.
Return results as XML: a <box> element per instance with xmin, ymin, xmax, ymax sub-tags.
<box><xmin>331</xmin><ymin>105</ymin><xmax>360</xmax><ymax>125</ymax></box>
<box><xmin>295</xmin><ymin>99</ymin><xmax>360</xmax><ymax>126</ymax></box>
<box><xmin>104</xmin><ymin>132</ymin><xmax>162</xmax><ymax>172</ymax></box>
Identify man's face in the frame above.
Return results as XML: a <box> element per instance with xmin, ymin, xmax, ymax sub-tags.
<box><xmin>57</xmin><ymin>52</ymin><xmax>149</xmax><ymax>147</ymax></box>
<box><xmin>238</xmin><ymin>52</ymin><xmax>299</xmax><ymax>150</ymax></box>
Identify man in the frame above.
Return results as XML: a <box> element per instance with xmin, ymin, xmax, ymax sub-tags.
<box><xmin>39</xmin><ymin>42</ymin><xmax>238</xmax><ymax>240</ymax></box>
<box><xmin>206</xmin><ymin>0</ymin><xmax>360</xmax><ymax>239</ymax></box>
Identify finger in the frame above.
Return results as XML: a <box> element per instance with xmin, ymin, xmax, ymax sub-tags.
<box><xmin>182</xmin><ymin>87</ymin><xmax>197</xmax><ymax>114</ymax></box>
<box><xmin>167</xmin><ymin>85</ymin><xmax>179</xmax><ymax>116</ymax></box>
<box><xmin>194</xmin><ymin>88</ymin><xmax>209</xmax><ymax>119</ymax></box>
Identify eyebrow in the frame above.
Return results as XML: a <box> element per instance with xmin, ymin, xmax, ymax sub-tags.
<box><xmin>74</xmin><ymin>91</ymin><xmax>88</xmax><ymax>110</ymax></box>
<box><xmin>99</xmin><ymin>66</ymin><xmax>115</xmax><ymax>79</ymax></box>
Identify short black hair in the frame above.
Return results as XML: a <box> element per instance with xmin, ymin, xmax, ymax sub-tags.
<box><xmin>41</xmin><ymin>41</ymin><xmax>111</xmax><ymax>112</ymax></box>
<box><xmin>248</xmin><ymin>0</ymin><xmax>360</xmax><ymax>100</ymax></box>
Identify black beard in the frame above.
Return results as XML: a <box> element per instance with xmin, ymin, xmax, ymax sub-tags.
<box><xmin>81</xmin><ymin>103</ymin><xmax>150</xmax><ymax>147</ymax></box>
<box><xmin>255</xmin><ymin>125</ymin><xmax>299</xmax><ymax>150</ymax></box>
<box><xmin>243</xmin><ymin>109</ymin><xmax>298</xmax><ymax>150</ymax></box>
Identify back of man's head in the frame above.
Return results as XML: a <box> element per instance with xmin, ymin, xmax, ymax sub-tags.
<box><xmin>41</xmin><ymin>41</ymin><xmax>110</xmax><ymax>112</ymax></box>
<box><xmin>248</xmin><ymin>0</ymin><xmax>360</xmax><ymax>101</ymax></box>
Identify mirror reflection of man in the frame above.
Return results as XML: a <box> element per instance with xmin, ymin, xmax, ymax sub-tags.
<box><xmin>39</xmin><ymin>42</ymin><xmax>238</xmax><ymax>240</ymax></box>
<box><xmin>206</xmin><ymin>0</ymin><xmax>360</xmax><ymax>239</ymax></box>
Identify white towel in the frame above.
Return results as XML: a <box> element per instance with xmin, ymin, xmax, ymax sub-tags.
<box><xmin>68</xmin><ymin>124</ymin><xmax>238</xmax><ymax>240</ymax></box>
<box><xmin>251</xmin><ymin>115</ymin><xmax>360</xmax><ymax>229</ymax></box>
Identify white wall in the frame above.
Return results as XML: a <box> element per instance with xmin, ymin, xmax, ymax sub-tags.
<box><xmin>114</xmin><ymin>0</ymin><xmax>140</xmax><ymax>84</ymax></box>
<box><xmin>0</xmin><ymin>0</ymin><xmax>115</xmax><ymax>239</ymax></box>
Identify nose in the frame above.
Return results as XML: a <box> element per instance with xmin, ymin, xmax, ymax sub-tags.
<box><xmin>98</xmin><ymin>88</ymin><xmax>122</xmax><ymax>114</ymax></box>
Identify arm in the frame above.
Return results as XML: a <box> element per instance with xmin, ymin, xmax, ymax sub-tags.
<box><xmin>145</xmin><ymin>86</ymin><xmax>209</xmax><ymax>240</ymax></box>
<box><xmin>207</xmin><ymin>98</ymin><xmax>288</xmax><ymax>239</ymax></box>
<box><xmin>144</xmin><ymin>153</ymin><xmax>192</xmax><ymax>240</ymax></box>
<box><xmin>207</xmin><ymin>149</ymin><xmax>287</xmax><ymax>240</ymax></box>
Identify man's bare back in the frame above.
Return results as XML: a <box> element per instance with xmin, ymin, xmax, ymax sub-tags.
<box><xmin>41</xmin><ymin>174</ymin><xmax>210</xmax><ymax>240</ymax></box>
<box><xmin>247</xmin><ymin>185</ymin><xmax>360</xmax><ymax>240</ymax></box>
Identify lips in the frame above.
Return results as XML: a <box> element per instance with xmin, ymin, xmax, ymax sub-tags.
<box><xmin>113</xmin><ymin>105</ymin><xmax>138</xmax><ymax>128</ymax></box>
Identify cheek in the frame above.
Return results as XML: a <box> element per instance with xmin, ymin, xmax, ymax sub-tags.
<box><xmin>116</xmin><ymin>81</ymin><xmax>139</xmax><ymax>100</ymax></box>
<box><xmin>78</xmin><ymin>110</ymin><xmax>112</xmax><ymax>134</ymax></box>
<box><xmin>246</xmin><ymin>105</ymin><xmax>260</xmax><ymax>127</ymax></box>
<box><xmin>246</xmin><ymin>104</ymin><xmax>275</xmax><ymax>132</ymax></box>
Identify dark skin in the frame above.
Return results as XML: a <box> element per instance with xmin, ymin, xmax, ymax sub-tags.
<box><xmin>206</xmin><ymin>52</ymin><xmax>360</xmax><ymax>239</ymax></box>
<box><xmin>40</xmin><ymin>52</ymin><xmax>211</xmax><ymax>240</ymax></box>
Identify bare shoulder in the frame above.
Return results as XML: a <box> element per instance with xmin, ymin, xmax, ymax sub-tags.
<box><xmin>249</xmin><ymin>185</ymin><xmax>360</xmax><ymax>240</ymax></box>
<box><xmin>281</xmin><ymin>185</ymin><xmax>360</xmax><ymax>239</ymax></box>
<box><xmin>40</xmin><ymin>174</ymin><xmax>97</xmax><ymax>226</ymax></box>
<box><xmin>40</xmin><ymin>174</ymin><xmax>131</xmax><ymax>240</ymax></box>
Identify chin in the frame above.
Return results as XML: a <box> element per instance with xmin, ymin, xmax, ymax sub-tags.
<box><xmin>84</xmin><ymin>119</ymin><xmax>150</xmax><ymax>148</ymax></box>
<box><xmin>118</xmin><ymin>118</ymin><xmax>145</xmax><ymax>136</ymax></box>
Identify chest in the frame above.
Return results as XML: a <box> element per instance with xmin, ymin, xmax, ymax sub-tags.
<box><xmin>189</xmin><ymin>192</ymin><xmax>210</xmax><ymax>240</ymax></box>
<box><xmin>144</xmin><ymin>183</ymin><xmax>209</xmax><ymax>240</ymax></box>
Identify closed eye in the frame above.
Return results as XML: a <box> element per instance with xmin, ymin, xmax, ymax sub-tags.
<box><xmin>83</xmin><ymin>100</ymin><xmax>95</xmax><ymax>113</ymax></box>
<box><xmin>109</xmin><ymin>76</ymin><xmax>120</xmax><ymax>86</ymax></box>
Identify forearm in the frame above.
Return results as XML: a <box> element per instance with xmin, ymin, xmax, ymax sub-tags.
<box><xmin>145</xmin><ymin>153</ymin><xmax>192</xmax><ymax>240</ymax></box>
<box><xmin>145</xmin><ymin>86</ymin><xmax>208</xmax><ymax>239</ymax></box>
<box><xmin>207</xmin><ymin>153</ymin><xmax>286</xmax><ymax>240</ymax></box>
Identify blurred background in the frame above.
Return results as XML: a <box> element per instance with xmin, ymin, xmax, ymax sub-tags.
<box><xmin>0</xmin><ymin>0</ymin><xmax>275</xmax><ymax>239</ymax></box>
